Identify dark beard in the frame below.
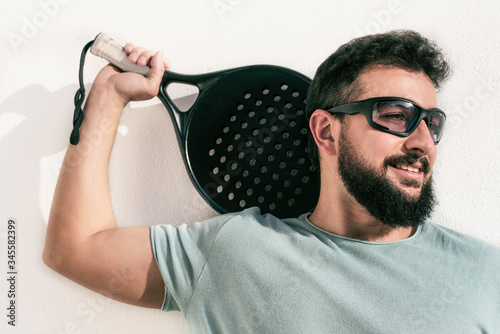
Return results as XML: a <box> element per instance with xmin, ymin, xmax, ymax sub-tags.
<box><xmin>337</xmin><ymin>128</ymin><xmax>436</xmax><ymax>228</ymax></box>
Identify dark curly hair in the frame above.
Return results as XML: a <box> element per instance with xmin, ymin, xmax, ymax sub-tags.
<box><xmin>305</xmin><ymin>30</ymin><xmax>451</xmax><ymax>169</ymax></box>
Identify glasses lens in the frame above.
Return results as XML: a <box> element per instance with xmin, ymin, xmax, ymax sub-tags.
<box><xmin>429</xmin><ymin>111</ymin><xmax>446</xmax><ymax>143</ymax></box>
<box><xmin>372</xmin><ymin>101</ymin><xmax>417</xmax><ymax>133</ymax></box>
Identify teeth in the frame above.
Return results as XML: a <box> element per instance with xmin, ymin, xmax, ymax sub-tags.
<box><xmin>396</xmin><ymin>163</ymin><xmax>420</xmax><ymax>173</ymax></box>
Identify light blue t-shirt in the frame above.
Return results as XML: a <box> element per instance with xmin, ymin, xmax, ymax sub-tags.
<box><xmin>151</xmin><ymin>207</ymin><xmax>500</xmax><ymax>333</ymax></box>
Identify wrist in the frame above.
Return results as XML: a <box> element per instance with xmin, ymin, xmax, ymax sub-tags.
<box><xmin>88</xmin><ymin>82</ymin><xmax>129</xmax><ymax>111</ymax></box>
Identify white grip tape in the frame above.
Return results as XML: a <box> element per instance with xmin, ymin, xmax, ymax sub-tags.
<box><xmin>90</xmin><ymin>33</ymin><xmax>150</xmax><ymax>76</ymax></box>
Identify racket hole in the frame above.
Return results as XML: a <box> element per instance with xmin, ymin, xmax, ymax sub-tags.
<box><xmin>252</xmin><ymin>129</ymin><xmax>259</xmax><ymax>136</ymax></box>
<box><xmin>268</xmin><ymin>154</ymin><xmax>276</xmax><ymax>162</ymax></box>
<box><xmin>245</xmin><ymin>140</ymin><xmax>252</xmax><ymax>147</ymax></box>
<box><xmin>293</xmin><ymin>139</ymin><xmax>301</xmax><ymax>146</ymax></box>
<box><xmin>267</xmin><ymin>106</ymin><xmax>274</xmax><ymax>113</ymax></box>
<box><xmin>258</xmin><ymin>196</ymin><xmax>265</xmax><ymax>204</ymax></box>
<box><xmin>278</xmin><ymin>113</ymin><xmax>285</xmax><ymax>121</ymax></box>
<box><xmin>242</xmin><ymin>170</ymin><xmax>249</xmax><ymax>177</ymax></box>
<box><xmin>300</xmin><ymin>127</ymin><xmax>308</xmax><ymax>135</ymax></box>
<box><xmin>235</xmin><ymin>181</ymin><xmax>242</xmax><ymax>189</ymax></box>
<box><xmin>217</xmin><ymin>185</ymin><xmax>223</xmax><ymax>193</ymax></box>
<box><xmin>295</xmin><ymin>187</ymin><xmax>302</xmax><ymax>195</ymax></box>
<box><xmin>285</xmin><ymin>102</ymin><xmax>293</xmax><ymax>109</ymax></box>
<box><xmin>289</xmin><ymin>121</ymin><xmax>297</xmax><ymax>128</ymax></box>
<box><xmin>274</xmin><ymin>143</ymin><xmax>282</xmax><ymax>150</ymax></box>
<box><xmin>238</xmin><ymin>152</ymin><xmax>245</xmax><ymax>159</ymax></box>
<box><xmin>260</xmin><ymin>166</ymin><xmax>268</xmax><ymax>173</ymax></box>
<box><xmin>259</xmin><ymin>118</ymin><xmax>267</xmax><ymax>125</ymax></box>
<box><xmin>256</xmin><ymin>147</ymin><xmax>264</xmax><ymax>155</ymax></box>
<box><xmin>209</xmin><ymin>149</ymin><xmax>215</xmax><ymax>156</ymax></box>
<box><xmin>239</xmin><ymin>200</ymin><xmax>246</xmax><ymax>208</ymax></box>
<box><xmin>292</xmin><ymin>90</ymin><xmax>300</xmax><ymax>98</ymax></box>
<box><xmin>234</xmin><ymin>133</ymin><xmax>241</xmax><ymax>140</ymax></box>
<box><xmin>246</xmin><ymin>189</ymin><xmax>253</xmax><ymax>196</ymax></box>
<box><xmin>213</xmin><ymin>167</ymin><xmax>220</xmax><ymax>175</ymax></box>
<box><xmin>248</xmin><ymin>111</ymin><xmax>255</xmax><ymax>118</ymax></box>
<box><xmin>276</xmin><ymin>191</ymin><xmax>284</xmax><ymax>199</ymax></box>
<box><xmin>227</xmin><ymin>145</ymin><xmax>234</xmax><ymax>152</ymax></box>
<box><xmin>279</xmin><ymin>162</ymin><xmax>287</xmax><ymax>169</ymax></box>
<box><xmin>237</xmin><ymin>104</ymin><xmax>244</xmax><ymax>111</ymax></box>
<box><xmin>290</xmin><ymin>168</ymin><xmax>298</xmax><ymax>176</ymax></box>
<box><xmin>244</xmin><ymin>92</ymin><xmax>252</xmax><ymax>99</ymax></box>
<box><xmin>254</xmin><ymin>177</ymin><xmax>261</xmax><ymax>184</ymax></box>
<box><xmin>265</xmin><ymin>184</ymin><xmax>272</xmax><ymax>192</ymax></box>
<box><xmin>263</xmin><ymin>136</ymin><xmax>271</xmax><ymax>143</ymax></box>
<box><xmin>220</xmin><ymin>156</ymin><xmax>226</xmax><ymax>163</ymax></box>
<box><xmin>296</xmin><ymin>109</ymin><xmax>304</xmax><ymax>116</ymax></box>
<box><xmin>302</xmin><ymin>176</ymin><xmax>310</xmax><ymax>184</ymax></box>
<box><xmin>281</xmin><ymin>83</ymin><xmax>288</xmax><ymax>90</ymax></box>
<box><xmin>272</xmin><ymin>172</ymin><xmax>279</xmax><ymax>180</ymax></box>
<box><xmin>262</xmin><ymin>88</ymin><xmax>270</xmax><ymax>95</ymax></box>
<box><xmin>230</xmin><ymin>162</ymin><xmax>239</xmax><ymax>171</ymax></box>
<box><xmin>216</xmin><ymin>138</ymin><xmax>223</xmax><ymax>145</ymax></box>
<box><xmin>309</xmin><ymin>165</ymin><xmax>318</xmax><ymax>172</ymax></box>
<box><xmin>241</xmin><ymin>122</ymin><xmax>248</xmax><ymax>129</ymax></box>
<box><xmin>298</xmin><ymin>157</ymin><xmax>306</xmax><ymax>165</ymax></box>
<box><xmin>230</xmin><ymin>115</ymin><xmax>237</xmax><ymax>122</ymax></box>
<box><xmin>274</xmin><ymin>95</ymin><xmax>281</xmax><ymax>102</ymax></box>
<box><xmin>224</xmin><ymin>174</ymin><xmax>231</xmax><ymax>182</ymax></box>
<box><xmin>249</xmin><ymin>159</ymin><xmax>257</xmax><ymax>166</ymax></box>
<box><xmin>287</xmin><ymin>199</ymin><xmax>296</xmax><ymax>207</ymax></box>
<box><xmin>223</xmin><ymin>126</ymin><xmax>229</xmax><ymax>133</ymax></box>
<box><xmin>283</xmin><ymin>180</ymin><xmax>291</xmax><ymax>187</ymax></box>
<box><xmin>286</xmin><ymin>150</ymin><xmax>294</xmax><ymax>158</ymax></box>
<box><xmin>269</xmin><ymin>203</ymin><xmax>277</xmax><ymax>211</ymax></box>
<box><xmin>282</xmin><ymin>132</ymin><xmax>289</xmax><ymax>139</ymax></box>
<box><xmin>228</xmin><ymin>192</ymin><xmax>235</xmax><ymax>200</ymax></box>
<box><xmin>255</xmin><ymin>99</ymin><xmax>262</xmax><ymax>106</ymax></box>
<box><xmin>271</xmin><ymin>125</ymin><xmax>279</xmax><ymax>132</ymax></box>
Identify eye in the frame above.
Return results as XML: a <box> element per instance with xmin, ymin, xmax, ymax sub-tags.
<box><xmin>379</xmin><ymin>113</ymin><xmax>406</xmax><ymax>121</ymax></box>
<box><xmin>374</xmin><ymin>103</ymin><xmax>413</xmax><ymax>122</ymax></box>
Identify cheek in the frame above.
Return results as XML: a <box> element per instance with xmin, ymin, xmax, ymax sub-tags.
<box><xmin>350</xmin><ymin>125</ymin><xmax>401</xmax><ymax>162</ymax></box>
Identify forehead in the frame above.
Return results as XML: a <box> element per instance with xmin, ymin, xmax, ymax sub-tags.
<box><xmin>356</xmin><ymin>66</ymin><xmax>437</xmax><ymax>109</ymax></box>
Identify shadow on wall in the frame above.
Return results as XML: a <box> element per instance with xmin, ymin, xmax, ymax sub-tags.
<box><xmin>0</xmin><ymin>84</ymin><xmax>216</xmax><ymax>231</ymax></box>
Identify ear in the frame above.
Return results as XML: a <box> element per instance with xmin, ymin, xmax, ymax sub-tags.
<box><xmin>309</xmin><ymin>109</ymin><xmax>339</xmax><ymax>156</ymax></box>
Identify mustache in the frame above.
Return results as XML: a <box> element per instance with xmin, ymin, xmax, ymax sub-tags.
<box><xmin>384</xmin><ymin>154</ymin><xmax>430</xmax><ymax>174</ymax></box>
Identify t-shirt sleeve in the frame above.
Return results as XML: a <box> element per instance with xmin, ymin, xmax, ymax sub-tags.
<box><xmin>150</xmin><ymin>213</ymin><xmax>236</xmax><ymax>312</ymax></box>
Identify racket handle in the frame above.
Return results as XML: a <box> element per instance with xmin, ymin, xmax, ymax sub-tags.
<box><xmin>90</xmin><ymin>33</ymin><xmax>150</xmax><ymax>76</ymax></box>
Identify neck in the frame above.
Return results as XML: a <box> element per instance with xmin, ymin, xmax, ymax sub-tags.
<box><xmin>309</xmin><ymin>183</ymin><xmax>418</xmax><ymax>243</ymax></box>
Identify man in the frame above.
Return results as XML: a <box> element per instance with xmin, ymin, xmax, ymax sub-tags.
<box><xmin>43</xmin><ymin>30</ymin><xmax>500</xmax><ymax>333</ymax></box>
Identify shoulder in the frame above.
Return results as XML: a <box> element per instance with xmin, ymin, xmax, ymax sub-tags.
<box><xmin>151</xmin><ymin>207</ymin><xmax>302</xmax><ymax>246</ymax></box>
<box><xmin>421</xmin><ymin>221</ymin><xmax>500</xmax><ymax>265</ymax></box>
<box><xmin>205</xmin><ymin>207</ymin><xmax>307</xmax><ymax>239</ymax></box>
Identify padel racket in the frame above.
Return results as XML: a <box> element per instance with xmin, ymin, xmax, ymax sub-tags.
<box><xmin>88</xmin><ymin>33</ymin><xmax>319</xmax><ymax>218</ymax></box>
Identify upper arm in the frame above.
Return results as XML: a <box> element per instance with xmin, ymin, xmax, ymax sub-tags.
<box><xmin>46</xmin><ymin>226</ymin><xmax>165</xmax><ymax>309</ymax></box>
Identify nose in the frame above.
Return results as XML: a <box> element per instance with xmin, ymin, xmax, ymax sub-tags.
<box><xmin>403</xmin><ymin>120</ymin><xmax>436</xmax><ymax>155</ymax></box>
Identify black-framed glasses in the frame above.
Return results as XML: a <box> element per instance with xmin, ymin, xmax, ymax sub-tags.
<box><xmin>326</xmin><ymin>97</ymin><xmax>446</xmax><ymax>144</ymax></box>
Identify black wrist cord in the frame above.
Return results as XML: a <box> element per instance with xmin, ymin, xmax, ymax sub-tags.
<box><xmin>69</xmin><ymin>40</ymin><xmax>94</xmax><ymax>145</ymax></box>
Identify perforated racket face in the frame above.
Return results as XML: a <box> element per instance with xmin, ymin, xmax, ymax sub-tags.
<box><xmin>180</xmin><ymin>66</ymin><xmax>319</xmax><ymax>218</ymax></box>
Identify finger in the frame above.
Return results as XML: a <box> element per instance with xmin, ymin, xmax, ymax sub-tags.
<box><xmin>124</xmin><ymin>43</ymin><xmax>135</xmax><ymax>54</ymax></box>
<box><xmin>137</xmin><ymin>50</ymin><xmax>155</xmax><ymax>67</ymax></box>
<box><xmin>146</xmin><ymin>51</ymin><xmax>166</xmax><ymax>88</ymax></box>
<box><xmin>127</xmin><ymin>46</ymin><xmax>146</xmax><ymax>63</ymax></box>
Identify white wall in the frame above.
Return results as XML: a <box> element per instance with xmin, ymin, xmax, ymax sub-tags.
<box><xmin>1</xmin><ymin>0</ymin><xmax>499</xmax><ymax>333</ymax></box>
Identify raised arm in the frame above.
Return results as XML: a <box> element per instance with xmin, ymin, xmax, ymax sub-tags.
<box><xmin>43</xmin><ymin>44</ymin><xmax>170</xmax><ymax>308</ymax></box>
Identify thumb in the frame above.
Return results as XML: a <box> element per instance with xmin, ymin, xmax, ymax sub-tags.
<box><xmin>146</xmin><ymin>51</ymin><xmax>166</xmax><ymax>91</ymax></box>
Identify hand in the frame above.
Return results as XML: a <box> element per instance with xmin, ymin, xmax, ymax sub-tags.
<box><xmin>91</xmin><ymin>43</ymin><xmax>171</xmax><ymax>108</ymax></box>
